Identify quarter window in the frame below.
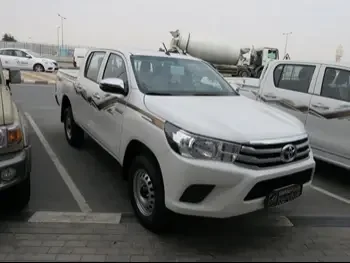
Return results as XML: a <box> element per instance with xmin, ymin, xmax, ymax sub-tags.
<box><xmin>321</xmin><ymin>67</ymin><xmax>350</xmax><ymax>102</ymax></box>
<box><xmin>84</xmin><ymin>52</ymin><xmax>106</xmax><ymax>82</ymax></box>
<box><xmin>273</xmin><ymin>64</ymin><xmax>315</xmax><ymax>93</ymax></box>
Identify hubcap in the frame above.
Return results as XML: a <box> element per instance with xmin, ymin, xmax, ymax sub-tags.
<box><xmin>65</xmin><ymin>114</ymin><xmax>72</xmax><ymax>139</ymax></box>
<box><xmin>133</xmin><ymin>169</ymin><xmax>155</xmax><ymax>217</ymax></box>
<box><xmin>35</xmin><ymin>65</ymin><xmax>43</xmax><ymax>72</ymax></box>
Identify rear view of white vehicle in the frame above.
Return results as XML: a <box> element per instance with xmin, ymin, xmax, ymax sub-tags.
<box><xmin>55</xmin><ymin>48</ymin><xmax>315</xmax><ymax>233</ymax></box>
<box><xmin>72</xmin><ymin>48</ymin><xmax>88</xmax><ymax>68</ymax></box>
<box><xmin>0</xmin><ymin>48</ymin><xmax>58</xmax><ymax>72</ymax></box>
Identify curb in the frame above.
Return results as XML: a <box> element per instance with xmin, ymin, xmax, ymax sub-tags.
<box><xmin>21</xmin><ymin>80</ymin><xmax>56</xmax><ymax>85</ymax></box>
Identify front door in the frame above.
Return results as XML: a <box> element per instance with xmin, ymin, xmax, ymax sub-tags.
<box><xmin>257</xmin><ymin>62</ymin><xmax>320</xmax><ymax>125</ymax></box>
<box><xmin>306</xmin><ymin>65</ymin><xmax>350</xmax><ymax>165</ymax></box>
<box><xmin>13</xmin><ymin>50</ymin><xmax>32</xmax><ymax>70</ymax></box>
<box><xmin>91</xmin><ymin>52</ymin><xmax>128</xmax><ymax>158</ymax></box>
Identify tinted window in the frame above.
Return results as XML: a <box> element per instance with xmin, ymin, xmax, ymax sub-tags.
<box><xmin>13</xmin><ymin>50</ymin><xmax>27</xmax><ymax>57</ymax></box>
<box><xmin>84</xmin><ymin>52</ymin><xmax>105</xmax><ymax>82</ymax></box>
<box><xmin>130</xmin><ymin>55</ymin><xmax>237</xmax><ymax>96</ymax></box>
<box><xmin>321</xmin><ymin>67</ymin><xmax>350</xmax><ymax>102</ymax></box>
<box><xmin>2</xmin><ymin>50</ymin><xmax>15</xmax><ymax>56</ymax></box>
<box><xmin>102</xmin><ymin>53</ymin><xmax>127</xmax><ymax>83</ymax></box>
<box><xmin>273</xmin><ymin>64</ymin><xmax>315</xmax><ymax>93</ymax></box>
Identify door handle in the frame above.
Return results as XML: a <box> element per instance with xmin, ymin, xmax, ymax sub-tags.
<box><xmin>92</xmin><ymin>93</ymin><xmax>101</xmax><ymax>100</ymax></box>
<box><xmin>311</xmin><ymin>104</ymin><xmax>329</xmax><ymax>110</ymax></box>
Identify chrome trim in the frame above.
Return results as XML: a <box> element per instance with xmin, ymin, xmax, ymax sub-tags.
<box><xmin>248</xmin><ymin>134</ymin><xmax>308</xmax><ymax>145</ymax></box>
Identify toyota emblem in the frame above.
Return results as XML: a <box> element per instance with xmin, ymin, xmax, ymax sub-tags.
<box><xmin>281</xmin><ymin>144</ymin><xmax>297</xmax><ymax>163</ymax></box>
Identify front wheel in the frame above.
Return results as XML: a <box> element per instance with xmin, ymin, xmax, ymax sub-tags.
<box><xmin>128</xmin><ymin>155</ymin><xmax>170</xmax><ymax>233</ymax></box>
<box><xmin>33</xmin><ymin>64</ymin><xmax>45</xmax><ymax>72</ymax></box>
<box><xmin>63</xmin><ymin>107</ymin><xmax>85</xmax><ymax>148</ymax></box>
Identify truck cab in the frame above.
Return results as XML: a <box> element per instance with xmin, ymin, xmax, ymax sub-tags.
<box><xmin>230</xmin><ymin>60</ymin><xmax>350</xmax><ymax>170</ymax></box>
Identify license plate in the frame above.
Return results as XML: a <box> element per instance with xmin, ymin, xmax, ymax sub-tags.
<box><xmin>265</xmin><ymin>184</ymin><xmax>302</xmax><ymax>208</ymax></box>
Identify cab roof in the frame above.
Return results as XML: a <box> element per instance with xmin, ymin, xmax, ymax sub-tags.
<box><xmin>88</xmin><ymin>48</ymin><xmax>201</xmax><ymax>61</ymax></box>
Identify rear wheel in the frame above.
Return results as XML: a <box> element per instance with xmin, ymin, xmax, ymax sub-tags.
<box><xmin>128</xmin><ymin>155</ymin><xmax>171</xmax><ymax>233</ymax></box>
<box><xmin>63</xmin><ymin>106</ymin><xmax>85</xmax><ymax>148</ymax></box>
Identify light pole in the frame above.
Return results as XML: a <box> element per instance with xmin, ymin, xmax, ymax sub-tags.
<box><xmin>283</xmin><ymin>32</ymin><xmax>292</xmax><ymax>57</ymax></box>
<box><xmin>57</xmin><ymin>13</ymin><xmax>66</xmax><ymax>50</ymax></box>
<box><xmin>56</xmin><ymin>26</ymin><xmax>60</xmax><ymax>56</ymax></box>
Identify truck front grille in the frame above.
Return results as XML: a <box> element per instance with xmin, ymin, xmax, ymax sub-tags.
<box><xmin>235</xmin><ymin>136</ymin><xmax>310</xmax><ymax>169</ymax></box>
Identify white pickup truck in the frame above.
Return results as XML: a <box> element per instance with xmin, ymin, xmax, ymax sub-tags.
<box><xmin>227</xmin><ymin>60</ymin><xmax>350</xmax><ymax>170</ymax></box>
<box><xmin>54</xmin><ymin>48</ymin><xmax>315</xmax><ymax>232</ymax></box>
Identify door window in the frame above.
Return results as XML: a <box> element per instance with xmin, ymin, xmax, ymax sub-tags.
<box><xmin>13</xmin><ymin>50</ymin><xmax>28</xmax><ymax>58</ymax></box>
<box><xmin>273</xmin><ymin>64</ymin><xmax>316</xmax><ymax>93</ymax></box>
<box><xmin>102</xmin><ymin>53</ymin><xmax>127</xmax><ymax>83</ymax></box>
<box><xmin>321</xmin><ymin>67</ymin><xmax>350</xmax><ymax>102</ymax></box>
<box><xmin>1</xmin><ymin>50</ymin><xmax>16</xmax><ymax>56</ymax></box>
<box><xmin>84</xmin><ymin>52</ymin><xmax>106</xmax><ymax>82</ymax></box>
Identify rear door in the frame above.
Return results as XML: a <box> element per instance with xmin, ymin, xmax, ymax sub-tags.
<box><xmin>0</xmin><ymin>49</ymin><xmax>17</xmax><ymax>69</ymax></box>
<box><xmin>306</xmin><ymin>64</ymin><xmax>350</xmax><ymax>165</ymax></box>
<box><xmin>73</xmin><ymin>51</ymin><xmax>107</xmax><ymax>135</ymax></box>
<box><xmin>257</xmin><ymin>61</ymin><xmax>320</xmax><ymax>124</ymax></box>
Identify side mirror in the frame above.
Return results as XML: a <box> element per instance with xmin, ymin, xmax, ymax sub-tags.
<box><xmin>99</xmin><ymin>78</ymin><xmax>126</xmax><ymax>95</ymax></box>
<box><xmin>6</xmin><ymin>69</ymin><xmax>22</xmax><ymax>85</ymax></box>
<box><xmin>25</xmin><ymin>55</ymin><xmax>32</xmax><ymax>59</ymax></box>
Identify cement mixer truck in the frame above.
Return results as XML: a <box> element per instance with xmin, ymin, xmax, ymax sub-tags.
<box><xmin>164</xmin><ymin>29</ymin><xmax>280</xmax><ymax>78</ymax></box>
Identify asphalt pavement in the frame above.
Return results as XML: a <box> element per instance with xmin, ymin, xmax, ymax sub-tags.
<box><xmin>3</xmin><ymin>83</ymin><xmax>350</xmax><ymax>223</ymax></box>
<box><xmin>1</xmin><ymin>83</ymin><xmax>350</xmax><ymax>261</ymax></box>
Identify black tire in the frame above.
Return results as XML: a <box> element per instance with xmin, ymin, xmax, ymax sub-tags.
<box><xmin>4</xmin><ymin>175</ymin><xmax>31</xmax><ymax>212</ymax></box>
<box><xmin>239</xmin><ymin>70</ymin><xmax>250</xmax><ymax>77</ymax></box>
<box><xmin>33</xmin><ymin>64</ymin><xmax>45</xmax><ymax>72</ymax></box>
<box><xmin>128</xmin><ymin>155</ymin><xmax>170</xmax><ymax>233</ymax></box>
<box><xmin>63</xmin><ymin>106</ymin><xmax>85</xmax><ymax>148</ymax></box>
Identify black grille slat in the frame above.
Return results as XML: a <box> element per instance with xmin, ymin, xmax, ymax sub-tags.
<box><xmin>244</xmin><ymin>168</ymin><xmax>313</xmax><ymax>201</ymax></box>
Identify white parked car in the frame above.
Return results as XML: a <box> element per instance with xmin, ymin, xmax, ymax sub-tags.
<box><xmin>55</xmin><ymin>48</ymin><xmax>315</xmax><ymax>233</ymax></box>
<box><xmin>0</xmin><ymin>48</ymin><xmax>58</xmax><ymax>72</ymax></box>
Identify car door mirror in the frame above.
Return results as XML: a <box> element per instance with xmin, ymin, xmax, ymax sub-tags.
<box><xmin>99</xmin><ymin>78</ymin><xmax>126</xmax><ymax>95</ymax></box>
<box><xmin>6</xmin><ymin>69</ymin><xmax>22</xmax><ymax>85</ymax></box>
<box><xmin>25</xmin><ymin>55</ymin><xmax>32</xmax><ymax>59</ymax></box>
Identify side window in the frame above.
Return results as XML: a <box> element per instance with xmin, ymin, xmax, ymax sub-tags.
<box><xmin>84</xmin><ymin>52</ymin><xmax>106</xmax><ymax>82</ymax></box>
<box><xmin>3</xmin><ymin>50</ymin><xmax>15</xmax><ymax>56</ymax></box>
<box><xmin>321</xmin><ymin>67</ymin><xmax>350</xmax><ymax>102</ymax></box>
<box><xmin>102</xmin><ymin>53</ymin><xmax>127</xmax><ymax>83</ymax></box>
<box><xmin>13</xmin><ymin>50</ymin><xmax>27</xmax><ymax>57</ymax></box>
<box><xmin>273</xmin><ymin>64</ymin><xmax>316</xmax><ymax>93</ymax></box>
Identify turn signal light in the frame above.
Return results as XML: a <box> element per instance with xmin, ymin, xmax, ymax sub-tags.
<box><xmin>8</xmin><ymin>127</ymin><xmax>22</xmax><ymax>144</ymax></box>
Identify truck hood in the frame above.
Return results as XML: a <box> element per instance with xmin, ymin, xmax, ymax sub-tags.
<box><xmin>144</xmin><ymin>95</ymin><xmax>306</xmax><ymax>143</ymax></box>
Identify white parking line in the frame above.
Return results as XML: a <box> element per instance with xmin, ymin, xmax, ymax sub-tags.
<box><xmin>24</xmin><ymin>112</ymin><xmax>92</xmax><ymax>213</ymax></box>
<box><xmin>28</xmin><ymin>211</ymin><xmax>121</xmax><ymax>224</ymax></box>
<box><xmin>311</xmin><ymin>185</ymin><xmax>350</xmax><ymax>205</ymax></box>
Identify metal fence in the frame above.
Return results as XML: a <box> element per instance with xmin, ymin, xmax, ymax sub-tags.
<box><xmin>0</xmin><ymin>41</ymin><xmax>94</xmax><ymax>57</ymax></box>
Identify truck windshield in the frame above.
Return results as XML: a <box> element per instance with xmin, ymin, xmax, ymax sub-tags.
<box><xmin>130</xmin><ymin>55</ymin><xmax>238</xmax><ymax>96</ymax></box>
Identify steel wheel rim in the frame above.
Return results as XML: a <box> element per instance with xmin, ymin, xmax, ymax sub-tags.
<box><xmin>133</xmin><ymin>169</ymin><xmax>155</xmax><ymax>217</ymax></box>
<box><xmin>65</xmin><ymin>114</ymin><xmax>72</xmax><ymax>139</ymax></box>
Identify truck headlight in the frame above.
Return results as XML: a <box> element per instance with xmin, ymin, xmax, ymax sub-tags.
<box><xmin>164</xmin><ymin>122</ymin><xmax>241</xmax><ymax>162</ymax></box>
<box><xmin>0</xmin><ymin>123</ymin><xmax>23</xmax><ymax>152</ymax></box>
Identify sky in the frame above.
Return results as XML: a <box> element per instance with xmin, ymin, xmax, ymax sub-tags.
<box><xmin>1</xmin><ymin>0</ymin><xmax>349</xmax><ymax>62</ymax></box>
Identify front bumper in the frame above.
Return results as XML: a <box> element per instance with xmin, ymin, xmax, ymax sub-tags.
<box><xmin>0</xmin><ymin>146</ymin><xmax>32</xmax><ymax>192</ymax></box>
<box><xmin>159</xmin><ymin>144</ymin><xmax>315</xmax><ymax>218</ymax></box>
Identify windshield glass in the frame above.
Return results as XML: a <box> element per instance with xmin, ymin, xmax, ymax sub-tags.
<box><xmin>130</xmin><ymin>55</ymin><xmax>238</xmax><ymax>96</ymax></box>
<box><xmin>24</xmin><ymin>50</ymin><xmax>42</xmax><ymax>58</ymax></box>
